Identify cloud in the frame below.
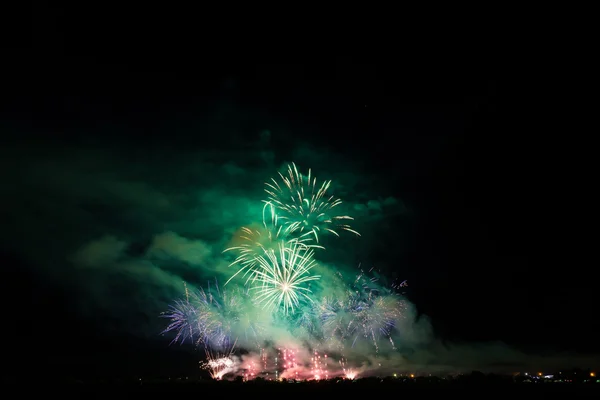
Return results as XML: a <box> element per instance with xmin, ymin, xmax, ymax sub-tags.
<box><xmin>146</xmin><ymin>231</ymin><xmax>213</xmax><ymax>266</ymax></box>
<box><xmin>71</xmin><ymin>235</ymin><xmax>128</xmax><ymax>268</ymax></box>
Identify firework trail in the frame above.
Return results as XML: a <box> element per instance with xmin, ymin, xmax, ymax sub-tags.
<box><xmin>249</xmin><ymin>241</ymin><xmax>321</xmax><ymax>315</ymax></box>
<box><xmin>265</xmin><ymin>163</ymin><xmax>360</xmax><ymax>243</ymax></box>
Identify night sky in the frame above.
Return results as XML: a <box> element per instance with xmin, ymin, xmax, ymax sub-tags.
<box><xmin>3</xmin><ymin>10</ymin><xmax>596</xmax><ymax>379</ymax></box>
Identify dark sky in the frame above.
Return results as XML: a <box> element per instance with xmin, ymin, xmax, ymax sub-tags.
<box><xmin>3</xmin><ymin>8</ymin><xmax>595</xmax><ymax>379</ymax></box>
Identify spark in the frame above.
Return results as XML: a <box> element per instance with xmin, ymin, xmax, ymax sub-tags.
<box><xmin>159</xmin><ymin>163</ymin><xmax>419</xmax><ymax>380</ymax></box>
<box><xmin>340</xmin><ymin>358</ymin><xmax>357</xmax><ymax>380</ymax></box>
<box><xmin>249</xmin><ymin>241</ymin><xmax>321</xmax><ymax>315</ymax></box>
<box><xmin>317</xmin><ymin>266</ymin><xmax>406</xmax><ymax>351</ymax></box>
<box><xmin>310</xmin><ymin>350</ymin><xmax>329</xmax><ymax>380</ymax></box>
<box><xmin>161</xmin><ymin>281</ymin><xmax>264</xmax><ymax>350</ymax></box>
<box><xmin>223</xmin><ymin>202</ymin><xmax>323</xmax><ymax>286</ymax></box>
<box><xmin>201</xmin><ymin>341</ymin><xmax>237</xmax><ymax>380</ymax></box>
<box><xmin>160</xmin><ymin>295</ymin><xmax>201</xmax><ymax>345</ymax></box>
<box><xmin>265</xmin><ymin>163</ymin><xmax>360</xmax><ymax>243</ymax></box>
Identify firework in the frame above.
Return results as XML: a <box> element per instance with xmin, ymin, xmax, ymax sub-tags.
<box><xmin>279</xmin><ymin>347</ymin><xmax>298</xmax><ymax>370</ymax></box>
<box><xmin>340</xmin><ymin>358</ymin><xmax>357</xmax><ymax>380</ymax></box>
<box><xmin>160</xmin><ymin>162</ymin><xmax>413</xmax><ymax>380</ymax></box>
<box><xmin>199</xmin><ymin>282</ymin><xmax>262</xmax><ymax>350</ymax></box>
<box><xmin>318</xmin><ymin>296</ymin><xmax>359</xmax><ymax>347</ymax></box>
<box><xmin>223</xmin><ymin>202</ymin><xmax>322</xmax><ymax>286</ymax></box>
<box><xmin>160</xmin><ymin>282</ymin><xmax>208</xmax><ymax>345</ymax></box>
<box><xmin>316</xmin><ymin>267</ymin><xmax>406</xmax><ymax>351</ymax></box>
<box><xmin>272</xmin><ymin>347</ymin><xmax>299</xmax><ymax>380</ymax></box>
<box><xmin>265</xmin><ymin>163</ymin><xmax>360</xmax><ymax>243</ymax></box>
<box><xmin>350</xmin><ymin>267</ymin><xmax>406</xmax><ymax>351</ymax></box>
<box><xmin>310</xmin><ymin>351</ymin><xmax>329</xmax><ymax>380</ymax></box>
<box><xmin>160</xmin><ymin>296</ymin><xmax>201</xmax><ymax>345</ymax></box>
<box><xmin>353</xmin><ymin>295</ymin><xmax>405</xmax><ymax>351</ymax></box>
<box><xmin>201</xmin><ymin>342</ymin><xmax>237</xmax><ymax>380</ymax></box>
<box><xmin>249</xmin><ymin>241</ymin><xmax>321</xmax><ymax>315</ymax></box>
<box><xmin>202</xmin><ymin>356</ymin><xmax>236</xmax><ymax>380</ymax></box>
<box><xmin>241</xmin><ymin>359</ymin><xmax>258</xmax><ymax>381</ymax></box>
<box><xmin>292</xmin><ymin>303</ymin><xmax>319</xmax><ymax>338</ymax></box>
<box><xmin>163</xmin><ymin>281</ymin><xmax>265</xmax><ymax>350</ymax></box>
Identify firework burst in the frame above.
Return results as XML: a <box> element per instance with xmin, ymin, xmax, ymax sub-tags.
<box><xmin>223</xmin><ymin>202</ymin><xmax>323</xmax><ymax>286</ymax></box>
<box><xmin>201</xmin><ymin>342</ymin><xmax>238</xmax><ymax>380</ymax></box>
<box><xmin>162</xmin><ymin>282</ymin><xmax>265</xmax><ymax>350</ymax></box>
<box><xmin>340</xmin><ymin>357</ymin><xmax>357</xmax><ymax>380</ymax></box>
<box><xmin>265</xmin><ymin>163</ymin><xmax>360</xmax><ymax>243</ymax></box>
<box><xmin>292</xmin><ymin>303</ymin><xmax>320</xmax><ymax>338</ymax></box>
<box><xmin>353</xmin><ymin>295</ymin><xmax>405</xmax><ymax>351</ymax></box>
<box><xmin>249</xmin><ymin>241</ymin><xmax>321</xmax><ymax>315</ymax></box>
<box><xmin>195</xmin><ymin>282</ymin><xmax>247</xmax><ymax>350</ymax></box>
<box><xmin>316</xmin><ymin>267</ymin><xmax>406</xmax><ymax>352</ymax></box>
<box><xmin>160</xmin><ymin>285</ymin><xmax>202</xmax><ymax>345</ymax></box>
<box><xmin>318</xmin><ymin>295</ymin><xmax>359</xmax><ymax>346</ymax></box>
